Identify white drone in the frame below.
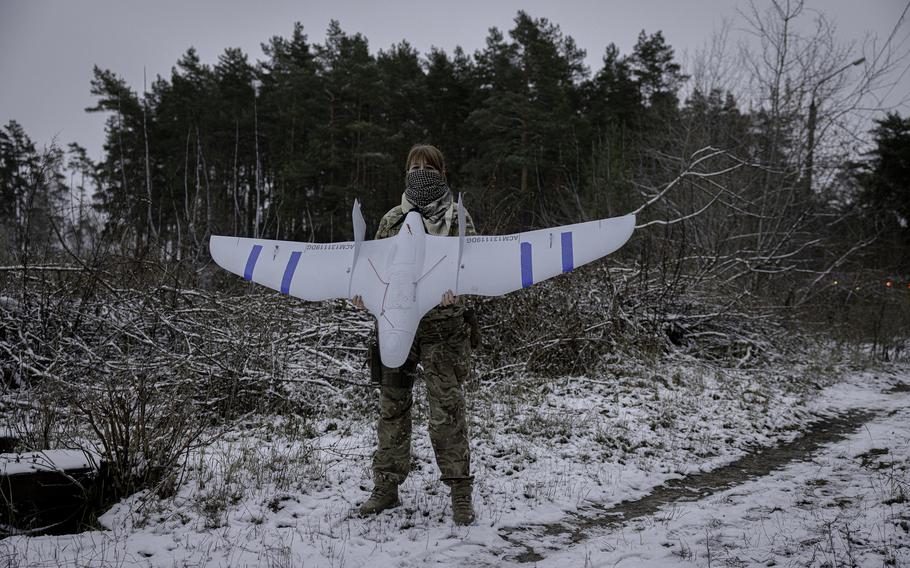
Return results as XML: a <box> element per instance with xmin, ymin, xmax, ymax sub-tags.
<box><xmin>210</xmin><ymin>195</ymin><xmax>635</xmax><ymax>368</ymax></box>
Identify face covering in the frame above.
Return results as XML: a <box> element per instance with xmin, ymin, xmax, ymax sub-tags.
<box><xmin>405</xmin><ymin>169</ymin><xmax>449</xmax><ymax>208</ymax></box>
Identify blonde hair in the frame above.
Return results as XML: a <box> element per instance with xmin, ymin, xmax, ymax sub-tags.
<box><xmin>405</xmin><ymin>144</ymin><xmax>446</xmax><ymax>180</ymax></box>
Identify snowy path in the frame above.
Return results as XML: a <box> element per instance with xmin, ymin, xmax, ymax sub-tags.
<box><xmin>497</xmin><ymin>408</ymin><xmax>882</xmax><ymax>562</ymax></box>
<box><xmin>493</xmin><ymin>378</ymin><xmax>910</xmax><ymax>567</ymax></box>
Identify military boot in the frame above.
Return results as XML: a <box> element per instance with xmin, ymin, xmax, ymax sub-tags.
<box><xmin>450</xmin><ymin>480</ymin><xmax>475</xmax><ymax>525</ymax></box>
<box><xmin>358</xmin><ymin>482</ymin><xmax>400</xmax><ymax>516</ymax></box>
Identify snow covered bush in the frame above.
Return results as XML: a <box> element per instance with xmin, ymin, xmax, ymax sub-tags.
<box><xmin>0</xmin><ymin>256</ymin><xmax>313</xmax><ymax>502</ymax></box>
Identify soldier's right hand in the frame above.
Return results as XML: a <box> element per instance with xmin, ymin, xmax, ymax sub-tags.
<box><xmin>350</xmin><ymin>294</ymin><xmax>365</xmax><ymax>310</ymax></box>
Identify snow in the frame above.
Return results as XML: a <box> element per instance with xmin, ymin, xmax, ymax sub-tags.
<box><xmin>1</xmin><ymin>360</ymin><xmax>908</xmax><ymax>567</ymax></box>
<box><xmin>534</xmin><ymin>376</ymin><xmax>910</xmax><ymax>567</ymax></box>
<box><xmin>1</xmin><ymin>449</ymin><xmax>98</xmax><ymax>476</ymax></box>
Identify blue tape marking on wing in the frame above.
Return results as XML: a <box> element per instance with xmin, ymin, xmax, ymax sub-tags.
<box><xmin>520</xmin><ymin>242</ymin><xmax>533</xmax><ymax>288</ymax></box>
<box><xmin>243</xmin><ymin>244</ymin><xmax>263</xmax><ymax>281</ymax></box>
<box><xmin>561</xmin><ymin>231</ymin><xmax>574</xmax><ymax>273</ymax></box>
<box><xmin>281</xmin><ymin>251</ymin><xmax>302</xmax><ymax>294</ymax></box>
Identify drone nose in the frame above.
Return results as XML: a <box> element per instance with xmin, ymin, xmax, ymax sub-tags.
<box><xmin>380</xmin><ymin>331</ymin><xmax>410</xmax><ymax>368</ymax></box>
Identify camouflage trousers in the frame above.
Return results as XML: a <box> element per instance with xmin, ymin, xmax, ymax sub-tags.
<box><xmin>372</xmin><ymin>313</ymin><xmax>474</xmax><ymax>487</ymax></box>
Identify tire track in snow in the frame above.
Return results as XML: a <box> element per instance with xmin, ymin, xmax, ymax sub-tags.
<box><xmin>497</xmin><ymin>402</ymin><xmax>890</xmax><ymax>563</ymax></box>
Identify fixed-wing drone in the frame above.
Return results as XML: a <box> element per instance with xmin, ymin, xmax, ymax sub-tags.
<box><xmin>210</xmin><ymin>195</ymin><xmax>635</xmax><ymax>368</ymax></box>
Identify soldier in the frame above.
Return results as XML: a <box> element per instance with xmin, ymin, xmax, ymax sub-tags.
<box><xmin>351</xmin><ymin>144</ymin><xmax>479</xmax><ymax>525</ymax></box>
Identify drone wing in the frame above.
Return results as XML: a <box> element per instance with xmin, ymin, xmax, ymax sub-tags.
<box><xmin>454</xmin><ymin>214</ymin><xmax>635</xmax><ymax>296</ymax></box>
<box><xmin>209</xmin><ymin>235</ymin><xmax>391</xmax><ymax>311</ymax></box>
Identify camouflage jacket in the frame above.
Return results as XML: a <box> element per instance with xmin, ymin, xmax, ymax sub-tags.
<box><xmin>375</xmin><ymin>190</ymin><xmax>477</xmax><ymax>323</ymax></box>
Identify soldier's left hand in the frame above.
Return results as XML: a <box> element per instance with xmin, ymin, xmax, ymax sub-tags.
<box><xmin>440</xmin><ymin>289</ymin><xmax>457</xmax><ymax>306</ymax></box>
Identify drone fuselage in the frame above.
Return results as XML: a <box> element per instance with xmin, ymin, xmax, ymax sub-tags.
<box><xmin>377</xmin><ymin>211</ymin><xmax>429</xmax><ymax>367</ymax></box>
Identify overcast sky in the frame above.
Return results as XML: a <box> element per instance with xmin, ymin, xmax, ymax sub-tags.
<box><xmin>1</xmin><ymin>0</ymin><xmax>908</xmax><ymax>163</ymax></box>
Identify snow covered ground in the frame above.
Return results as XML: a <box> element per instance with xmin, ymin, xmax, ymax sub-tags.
<box><xmin>2</xmin><ymin>356</ymin><xmax>908</xmax><ymax>567</ymax></box>
<box><xmin>504</xmin><ymin>366</ymin><xmax>910</xmax><ymax>567</ymax></box>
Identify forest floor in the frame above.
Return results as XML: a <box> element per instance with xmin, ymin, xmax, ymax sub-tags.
<box><xmin>2</xmin><ymin>350</ymin><xmax>909</xmax><ymax>567</ymax></box>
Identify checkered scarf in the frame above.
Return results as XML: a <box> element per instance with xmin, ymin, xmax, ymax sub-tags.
<box><xmin>405</xmin><ymin>169</ymin><xmax>449</xmax><ymax>208</ymax></box>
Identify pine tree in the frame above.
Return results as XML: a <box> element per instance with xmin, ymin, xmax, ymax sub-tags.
<box><xmin>629</xmin><ymin>30</ymin><xmax>686</xmax><ymax>113</ymax></box>
<box><xmin>376</xmin><ymin>40</ymin><xmax>428</xmax><ymax>206</ymax></box>
<box><xmin>153</xmin><ymin>48</ymin><xmax>220</xmax><ymax>257</ymax></box>
<box><xmin>311</xmin><ymin>20</ymin><xmax>386</xmax><ymax>239</ymax></box>
<box><xmin>581</xmin><ymin>43</ymin><xmax>643</xmax><ymax>217</ymax></box>
<box><xmin>0</xmin><ymin>121</ymin><xmax>39</xmax><ymax>253</ymax></box>
<box><xmin>0</xmin><ymin>121</ymin><xmax>67</xmax><ymax>257</ymax></box>
<box><xmin>424</xmin><ymin>46</ymin><xmax>478</xmax><ymax>178</ymax></box>
<box><xmin>258</xmin><ymin>22</ymin><xmax>323</xmax><ymax>240</ymax></box>
<box><xmin>468</xmin><ymin>11</ymin><xmax>588</xmax><ymax>227</ymax></box>
<box><xmin>86</xmin><ymin>66</ymin><xmax>151</xmax><ymax>250</ymax></box>
<box><xmin>852</xmin><ymin>113</ymin><xmax>910</xmax><ymax>267</ymax></box>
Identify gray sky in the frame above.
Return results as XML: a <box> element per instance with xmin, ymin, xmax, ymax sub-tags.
<box><xmin>1</xmin><ymin>0</ymin><xmax>908</xmax><ymax>163</ymax></box>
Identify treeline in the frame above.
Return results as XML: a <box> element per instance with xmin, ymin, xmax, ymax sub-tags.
<box><xmin>2</xmin><ymin>8</ymin><xmax>908</xmax><ymax>296</ymax></box>
<box><xmin>4</xmin><ymin>14</ymin><xmax>736</xmax><ymax>253</ymax></box>
<box><xmin>85</xmin><ymin>14</ymin><xmax>702</xmax><ymax>252</ymax></box>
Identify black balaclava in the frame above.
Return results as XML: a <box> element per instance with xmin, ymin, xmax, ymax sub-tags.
<box><xmin>405</xmin><ymin>169</ymin><xmax>449</xmax><ymax>208</ymax></box>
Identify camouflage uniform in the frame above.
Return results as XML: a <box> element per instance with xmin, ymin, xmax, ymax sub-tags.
<box><xmin>371</xmin><ymin>190</ymin><xmax>477</xmax><ymax>488</ymax></box>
